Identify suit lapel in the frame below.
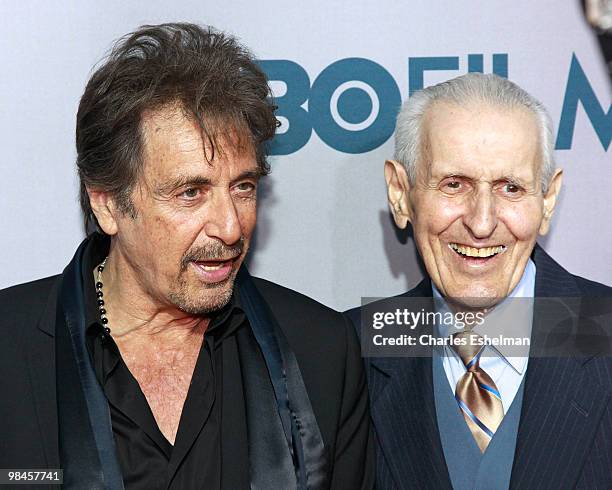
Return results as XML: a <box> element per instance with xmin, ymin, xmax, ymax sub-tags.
<box><xmin>510</xmin><ymin>245</ymin><xmax>612</xmax><ymax>488</ymax></box>
<box><xmin>510</xmin><ymin>356</ymin><xmax>610</xmax><ymax>488</ymax></box>
<box><xmin>55</xmin><ymin>238</ymin><xmax>124</xmax><ymax>490</ymax></box>
<box><xmin>367</xmin><ymin>280</ymin><xmax>452</xmax><ymax>489</ymax></box>
<box><xmin>370</xmin><ymin>356</ymin><xmax>452</xmax><ymax>489</ymax></box>
<box><xmin>27</xmin><ymin>282</ymin><xmax>60</xmax><ymax>471</ymax></box>
<box><xmin>237</xmin><ymin>269</ymin><xmax>330</xmax><ymax>489</ymax></box>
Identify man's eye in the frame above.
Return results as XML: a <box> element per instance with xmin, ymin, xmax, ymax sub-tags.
<box><xmin>180</xmin><ymin>188</ymin><xmax>200</xmax><ymax>199</ymax></box>
<box><xmin>501</xmin><ymin>183</ymin><xmax>522</xmax><ymax>195</ymax></box>
<box><xmin>441</xmin><ymin>179</ymin><xmax>463</xmax><ymax>192</ymax></box>
<box><xmin>235</xmin><ymin>182</ymin><xmax>256</xmax><ymax>192</ymax></box>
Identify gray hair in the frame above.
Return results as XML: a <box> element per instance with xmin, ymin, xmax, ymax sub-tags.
<box><xmin>393</xmin><ymin>73</ymin><xmax>556</xmax><ymax>193</ymax></box>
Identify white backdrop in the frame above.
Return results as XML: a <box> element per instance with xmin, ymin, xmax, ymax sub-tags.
<box><xmin>1</xmin><ymin>1</ymin><xmax>610</xmax><ymax>311</ymax></box>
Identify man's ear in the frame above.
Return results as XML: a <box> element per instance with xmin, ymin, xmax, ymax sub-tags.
<box><xmin>87</xmin><ymin>187</ymin><xmax>119</xmax><ymax>236</ymax></box>
<box><xmin>384</xmin><ymin>159</ymin><xmax>412</xmax><ymax>229</ymax></box>
<box><xmin>539</xmin><ymin>168</ymin><xmax>563</xmax><ymax>236</ymax></box>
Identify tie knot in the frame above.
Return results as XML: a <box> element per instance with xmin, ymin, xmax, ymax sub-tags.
<box><xmin>452</xmin><ymin>331</ymin><xmax>483</xmax><ymax>370</ymax></box>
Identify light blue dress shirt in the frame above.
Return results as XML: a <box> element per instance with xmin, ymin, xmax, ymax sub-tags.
<box><xmin>432</xmin><ymin>259</ymin><xmax>536</xmax><ymax>413</ymax></box>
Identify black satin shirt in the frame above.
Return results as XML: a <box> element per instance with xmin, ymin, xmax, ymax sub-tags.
<box><xmin>82</xmin><ymin>237</ymin><xmax>250</xmax><ymax>489</ymax></box>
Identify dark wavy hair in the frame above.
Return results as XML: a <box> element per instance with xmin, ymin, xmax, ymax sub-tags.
<box><xmin>76</xmin><ymin>22</ymin><xmax>277</xmax><ymax>233</ymax></box>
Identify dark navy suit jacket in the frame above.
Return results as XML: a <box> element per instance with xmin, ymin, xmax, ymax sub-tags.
<box><xmin>346</xmin><ymin>245</ymin><xmax>612</xmax><ymax>489</ymax></box>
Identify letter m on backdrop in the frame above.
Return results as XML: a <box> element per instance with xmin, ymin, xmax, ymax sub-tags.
<box><xmin>556</xmin><ymin>54</ymin><xmax>611</xmax><ymax>151</ymax></box>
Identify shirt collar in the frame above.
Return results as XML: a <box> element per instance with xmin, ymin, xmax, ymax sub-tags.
<box><xmin>432</xmin><ymin>258</ymin><xmax>536</xmax><ymax>374</ymax></box>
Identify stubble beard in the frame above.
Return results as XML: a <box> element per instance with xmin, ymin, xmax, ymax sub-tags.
<box><xmin>167</xmin><ymin>238</ymin><xmax>246</xmax><ymax>315</ymax></box>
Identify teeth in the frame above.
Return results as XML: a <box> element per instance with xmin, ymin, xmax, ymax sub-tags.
<box><xmin>449</xmin><ymin>243</ymin><xmax>505</xmax><ymax>258</ymax></box>
<box><xmin>199</xmin><ymin>262</ymin><xmax>225</xmax><ymax>271</ymax></box>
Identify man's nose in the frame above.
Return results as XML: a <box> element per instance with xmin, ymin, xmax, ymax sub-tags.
<box><xmin>463</xmin><ymin>185</ymin><xmax>498</xmax><ymax>239</ymax></box>
<box><xmin>203</xmin><ymin>191</ymin><xmax>243</xmax><ymax>245</ymax></box>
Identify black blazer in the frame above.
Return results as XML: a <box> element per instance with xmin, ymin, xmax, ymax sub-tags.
<box><xmin>0</xmin><ymin>270</ymin><xmax>374</xmax><ymax>489</ymax></box>
<box><xmin>346</xmin><ymin>245</ymin><xmax>612</xmax><ymax>489</ymax></box>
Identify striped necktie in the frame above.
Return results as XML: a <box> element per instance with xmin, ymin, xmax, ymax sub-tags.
<box><xmin>452</xmin><ymin>331</ymin><xmax>504</xmax><ymax>452</ymax></box>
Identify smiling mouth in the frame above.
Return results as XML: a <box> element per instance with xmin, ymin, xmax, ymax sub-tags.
<box><xmin>449</xmin><ymin>243</ymin><xmax>507</xmax><ymax>258</ymax></box>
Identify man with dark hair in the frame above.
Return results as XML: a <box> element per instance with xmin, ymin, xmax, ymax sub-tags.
<box><xmin>0</xmin><ymin>23</ymin><xmax>373</xmax><ymax>489</ymax></box>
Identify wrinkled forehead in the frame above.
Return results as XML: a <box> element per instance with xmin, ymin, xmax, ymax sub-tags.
<box><xmin>418</xmin><ymin>100</ymin><xmax>542</xmax><ymax>182</ymax></box>
<box><xmin>140</xmin><ymin>103</ymin><xmax>256</xmax><ymax>164</ymax></box>
<box><xmin>135</xmin><ymin>104</ymin><xmax>259</xmax><ymax>191</ymax></box>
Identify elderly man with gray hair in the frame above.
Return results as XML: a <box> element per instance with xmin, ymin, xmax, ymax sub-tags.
<box><xmin>346</xmin><ymin>73</ymin><xmax>612</xmax><ymax>489</ymax></box>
